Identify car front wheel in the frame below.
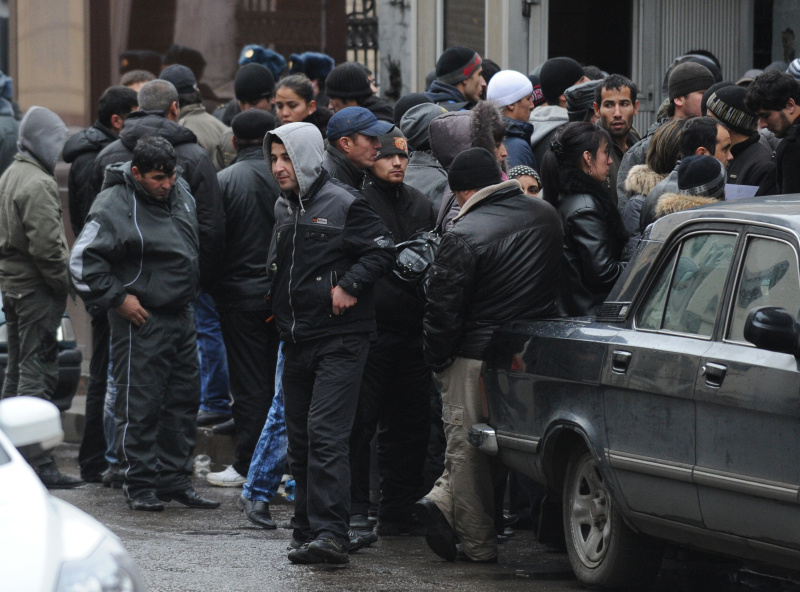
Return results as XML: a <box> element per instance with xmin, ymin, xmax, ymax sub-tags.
<box><xmin>563</xmin><ymin>449</ymin><xmax>663</xmax><ymax>589</ymax></box>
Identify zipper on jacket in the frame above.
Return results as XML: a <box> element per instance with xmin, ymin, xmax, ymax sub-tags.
<box><xmin>288</xmin><ymin>205</ymin><xmax>300</xmax><ymax>342</ymax></box>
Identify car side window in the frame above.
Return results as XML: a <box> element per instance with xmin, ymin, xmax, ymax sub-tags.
<box><xmin>727</xmin><ymin>237</ymin><xmax>800</xmax><ymax>342</ymax></box>
<box><xmin>637</xmin><ymin>233</ymin><xmax>737</xmax><ymax>336</ymax></box>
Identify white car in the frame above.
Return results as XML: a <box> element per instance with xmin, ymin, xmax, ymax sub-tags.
<box><xmin>0</xmin><ymin>396</ymin><xmax>146</xmax><ymax>592</ymax></box>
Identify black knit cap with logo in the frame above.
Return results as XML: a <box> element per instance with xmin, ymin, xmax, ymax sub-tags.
<box><xmin>436</xmin><ymin>46</ymin><xmax>482</xmax><ymax>86</ymax></box>
<box><xmin>678</xmin><ymin>155</ymin><xmax>726</xmax><ymax>198</ymax></box>
<box><xmin>707</xmin><ymin>86</ymin><xmax>758</xmax><ymax>136</ymax></box>
<box><xmin>448</xmin><ymin>147</ymin><xmax>503</xmax><ymax>191</ymax></box>
<box><xmin>325</xmin><ymin>62</ymin><xmax>373</xmax><ymax>99</ymax></box>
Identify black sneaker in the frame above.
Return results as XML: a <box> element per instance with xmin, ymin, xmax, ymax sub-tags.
<box><xmin>347</xmin><ymin>529</ymin><xmax>378</xmax><ymax>553</ymax></box>
<box><xmin>288</xmin><ymin>543</ymin><xmax>322</xmax><ymax>564</ymax></box>
<box><xmin>307</xmin><ymin>537</ymin><xmax>350</xmax><ymax>564</ymax></box>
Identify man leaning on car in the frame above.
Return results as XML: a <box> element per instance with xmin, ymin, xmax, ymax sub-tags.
<box><xmin>416</xmin><ymin>147</ymin><xmax>562</xmax><ymax>563</ymax></box>
<box><xmin>0</xmin><ymin>107</ymin><xmax>82</xmax><ymax>489</ymax></box>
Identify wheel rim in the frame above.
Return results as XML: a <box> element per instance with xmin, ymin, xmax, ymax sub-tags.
<box><xmin>568</xmin><ymin>454</ymin><xmax>612</xmax><ymax>568</ymax></box>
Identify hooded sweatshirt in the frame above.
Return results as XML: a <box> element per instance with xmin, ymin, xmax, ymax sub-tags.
<box><xmin>529</xmin><ymin>105</ymin><xmax>568</xmax><ymax>168</ymax></box>
<box><xmin>424</xmin><ymin>80</ymin><xmax>471</xmax><ymax>111</ymax></box>
<box><xmin>264</xmin><ymin>122</ymin><xmax>395</xmax><ymax>343</ymax></box>
<box><xmin>0</xmin><ymin>106</ymin><xmax>69</xmax><ymax>296</ymax></box>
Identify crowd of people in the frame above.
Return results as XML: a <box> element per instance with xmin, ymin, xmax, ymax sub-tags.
<box><xmin>1</xmin><ymin>39</ymin><xmax>800</xmax><ymax>567</ymax></box>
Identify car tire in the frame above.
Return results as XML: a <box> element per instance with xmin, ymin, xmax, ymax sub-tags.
<box><xmin>563</xmin><ymin>449</ymin><xmax>663</xmax><ymax>589</ymax></box>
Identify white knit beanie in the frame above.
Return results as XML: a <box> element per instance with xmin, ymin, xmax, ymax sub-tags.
<box><xmin>487</xmin><ymin>70</ymin><xmax>533</xmax><ymax>108</ymax></box>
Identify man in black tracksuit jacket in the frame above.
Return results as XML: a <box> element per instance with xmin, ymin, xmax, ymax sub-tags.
<box><xmin>265</xmin><ymin>121</ymin><xmax>395</xmax><ymax>564</ymax></box>
<box><xmin>62</xmin><ymin>85</ymin><xmax>138</xmax><ymax>482</ymax></box>
<box><xmin>70</xmin><ymin>137</ymin><xmax>218</xmax><ymax>512</ymax></box>
<box><xmin>348</xmin><ymin>129</ymin><xmax>438</xmax><ymax>534</ymax></box>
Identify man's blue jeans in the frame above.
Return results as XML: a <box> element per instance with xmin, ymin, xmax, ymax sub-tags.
<box><xmin>195</xmin><ymin>292</ymin><xmax>231</xmax><ymax>415</ymax></box>
<box><xmin>242</xmin><ymin>343</ymin><xmax>287</xmax><ymax>502</ymax></box>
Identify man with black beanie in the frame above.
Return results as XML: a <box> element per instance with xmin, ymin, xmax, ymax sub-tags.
<box><xmin>214</xmin><ymin>63</ymin><xmax>277</xmax><ymax>126</ymax></box>
<box><xmin>745</xmin><ymin>70</ymin><xmax>800</xmax><ymax>194</ymax></box>
<box><xmin>325</xmin><ymin>62</ymin><xmax>394</xmax><ymax>122</ymax></box>
<box><xmin>425</xmin><ymin>46</ymin><xmax>485</xmax><ymax>111</ymax></box>
<box><xmin>416</xmin><ymin>147</ymin><xmax>562</xmax><ymax>564</ymax></box>
<box><xmin>707</xmin><ymin>85</ymin><xmax>776</xmax><ymax>194</ymax></box>
<box><xmin>204</xmin><ymin>109</ymin><xmax>281</xmax><ymax>488</ymax></box>
<box><xmin>530</xmin><ymin>57</ymin><xmax>589</xmax><ymax>166</ymax></box>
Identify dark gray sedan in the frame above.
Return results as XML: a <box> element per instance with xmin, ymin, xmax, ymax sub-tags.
<box><xmin>475</xmin><ymin>196</ymin><xmax>800</xmax><ymax>589</ymax></box>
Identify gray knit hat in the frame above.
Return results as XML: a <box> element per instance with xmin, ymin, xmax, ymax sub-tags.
<box><xmin>669</xmin><ymin>62</ymin><xmax>715</xmax><ymax>101</ymax></box>
<box><xmin>706</xmin><ymin>86</ymin><xmax>757</xmax><ymax>135</ymax></box>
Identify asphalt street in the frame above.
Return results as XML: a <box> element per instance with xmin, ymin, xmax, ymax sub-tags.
<box><xmin>50</xmin><ymin>443</ymin><xmax>800</xmax><ymax>592</ymax></box>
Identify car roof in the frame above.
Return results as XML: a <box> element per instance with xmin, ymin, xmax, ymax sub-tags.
<box><xmin>649</xmin><ymin>195</ymin><xmax>800</xmax><ymax>241</ymax></box>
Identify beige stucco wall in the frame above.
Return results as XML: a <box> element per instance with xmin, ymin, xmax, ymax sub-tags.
<box><xmin>12</xmin><ymin>0</ymin><xmax>88</xmax><ymax>126</ymax></box>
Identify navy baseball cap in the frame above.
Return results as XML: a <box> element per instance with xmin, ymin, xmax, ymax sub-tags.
<box><xmin>327</xmin><ymin>107</ymin><xmax>394</xmax><ymax>141</ymax></box>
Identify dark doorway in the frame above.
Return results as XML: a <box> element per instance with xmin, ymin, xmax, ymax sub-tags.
<box><xmin>128</xmin><ymin>0</ymin><xmax>177</xmax><ymax>55</ymax></box>
<box><xmin>753</xmin><ymin>0</ymin><xmax>774</xmax><ymax>68</ymax></box>
<box><xmin>548</xmin><ymin>0</ymin><xmax>633</xmax><ymax>77</ymax></box>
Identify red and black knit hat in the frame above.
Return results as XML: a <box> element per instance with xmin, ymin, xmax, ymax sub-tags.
<box><xmin>436</xmin><ymin>46</ymin><xmax>482</xmax><ymax>86</ymax></box>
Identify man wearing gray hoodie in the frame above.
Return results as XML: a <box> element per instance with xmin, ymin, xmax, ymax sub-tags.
<box><xmin>265</xmin><ymin>121</ymin><xmax>395</xmax><ymax>565</ymax></box>
<box><xmin>0</xmin><ymin>106</ymin><xmax>81</xmax><ymax>489</ymax></box>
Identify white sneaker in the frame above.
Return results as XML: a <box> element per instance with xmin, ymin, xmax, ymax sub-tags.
<box><xmin>206</xmin><ymin>465</ymin><xmax>247</xmax><ymax>487</ymax></box>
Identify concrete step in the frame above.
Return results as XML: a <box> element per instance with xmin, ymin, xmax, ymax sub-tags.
<box><xmin>62</xmin><ymin>394</ymin><xmax>237</xmax><ymax>469</ymax></box>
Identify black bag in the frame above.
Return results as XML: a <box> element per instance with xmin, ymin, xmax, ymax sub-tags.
<box><xmin>392</xmin><ymin>230</ymin><xmax>441</xmax><ymax>300</ymax></box>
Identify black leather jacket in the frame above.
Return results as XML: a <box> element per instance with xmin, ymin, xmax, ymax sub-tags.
<box><xmin>361</xmin><ymin>173</ymin><xmax>436</xmax><ymax>336</ymax></box>
<box><xmin>555</xmin><ymin>173</ymin><xmax>627</xmax><ymax>317</ymax></box>
<box><xmin>322</xmin><ymin>143</ymin><xmax>365</xmax><ymax>190</ymax></box>
<box><xmin>423</xmin><ymin>181</ymin><xmax>562</xmax><ymax>370</ymax></box>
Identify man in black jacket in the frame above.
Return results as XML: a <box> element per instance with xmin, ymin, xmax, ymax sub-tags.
<box><xmin>348</xmin><ymin>129</ymin><xmax>437</xmax><ymax>535</ymax></box>
<box><xmin>745</xmin><ymin>70</ymin><xmax>800</xmax><ymax>194</ymax></box>
<box><xmin>322</xmin><ymin>106</ymin><xmax>393</xmax><ymax>190</ymax></box>
<box><xmin>204</xmin><ymin>110</ymin><xmax>281</xmax><ymax>488</ymax></box>
<box><xmin>71</xmin><ymin>137</ymin><xmax>219</xmax><ymax>512</ymax></box>
<box><xmin>63</xmin><ymin>85</ymin><xmax>138</xmax><ymax>483</ymax></box>
<box><xmin>424</xmin><ymin>46</ymin><xmax>486</xmax><ymax>111</ymax></box>
<box><xmin>416</xmin><ymin>148</ymin><xmax>562</xmax><ymax>564</ymax></box>
<box><xmin>91</xmin><ymin>79</ymin><xmax>231</xmax><ymax>431</ymax></box>
<box><xmin>266</xmin><ymin>121</ymin><xmax>395</xmax><ymax>565</ymax></box>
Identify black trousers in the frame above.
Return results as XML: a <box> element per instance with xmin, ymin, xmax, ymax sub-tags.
<box><xmin>218</xmin><ymin>308</ymin><xmax>279</xmax><ymax>476</ymax></box>
<box><xmin>110</xmin><ymin>306</ymin><xmax>200</xmax><ymax>499</ymax></box>
<box><xmin>349</xmin><ymin>331</ymin><xmax>435</xmax><ymax>520</ymax></box>
<box><xmin>283</xmin><ymin>333</ymin><xmax>370</xmax><ymax>545</ymax></box>
<box><xmin>79</xmin><ymin>312</ymin><xmax>110</xmax><ymax>479</ymax></box>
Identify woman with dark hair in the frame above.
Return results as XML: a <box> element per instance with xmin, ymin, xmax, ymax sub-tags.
<box><xmin>274</xmin><ymin>74</ymin><xmax>333</xmax><ymax>138</ymax></box>
<box><xmin>541</xmin><ymin>121</ymin><xmax>628</xmax><ymax>317</ymax></box>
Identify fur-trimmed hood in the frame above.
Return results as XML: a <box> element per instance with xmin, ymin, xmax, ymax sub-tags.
<box><xmin>624</xmin><ymin>164</ymin><xmax>665</xmax><ymax>197</ymax></box>
<box><xmin>655</xmin><ymin>192</ymin><xmax>722</xmax><ymax>219</ymax></box>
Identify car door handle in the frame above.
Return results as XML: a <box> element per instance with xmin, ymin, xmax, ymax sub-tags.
<box><xmin>702</xmin><ymin>362</ymin><xmax>727</xmax><ymax>388</ymax></box>
<box><xmin>611</xmin><ymin>350</ymin><xmax>632</xmax><ymax>374</ymax></box>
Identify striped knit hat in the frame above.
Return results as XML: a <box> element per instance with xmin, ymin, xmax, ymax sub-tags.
<box><xmin>706</xmin><ymin>86</ymin><xmax>757</xmax><ymax>135</ymax></box>
<box><xmin>787</xmin><ymin>58</ymin><xmax>800</xmax><ymax>82</ymax></box>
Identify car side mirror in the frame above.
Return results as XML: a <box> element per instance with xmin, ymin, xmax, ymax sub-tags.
<box><xmin>0</xmin><ymin>396</ymin><xmax>63</xmax><ymax>453</ymax></box>
<box><xmin>743</xmin><ymin>306</ymin><xmax>800</xmax><ymax>355</ymax></box>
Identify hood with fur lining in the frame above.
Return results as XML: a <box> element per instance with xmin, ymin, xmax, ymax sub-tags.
<box><xmin>655</xmin><ymin>192</ymin><xmax>722</xmax><ymax>219</ymax></box>
<box><xmin>625</xmin><ymin>164</ymin><xmax>666</xmax><ymax>197</ymax></box>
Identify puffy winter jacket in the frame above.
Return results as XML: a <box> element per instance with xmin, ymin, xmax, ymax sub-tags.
<box><xmin>503</xmin><ymin>116</ymin><xmax>536</xmax><ymax>170</ymax></box>
<box><xmin>70</xmin><ymin>162</ymin><xmax>199</xmax><ymax>316</ymax></box>
<box><xmin>404</xmin><ymin>150</ymin><xmax>448</xmax><ymax>211</ymax></box>
<box><xmin>265</xmin><ymin>123</ymin><xmax>395</xmax><ymax>343</ymax></box>
<box><xmin>529</xmin><ymin>105</ymin><xmax>568</xmax><ymax>168</ymax></box>
<box><xmin>63</xmin><ymin>121</ymin><xmax>116</xmax><ymax>236</ymax></box>
<box><xmin>361</xmin><ymin>173</ymin><xmax>436</xmax><ymax>336</ymax></box>
<box><xmin>215</xmin><ymin>144</ymin><xmax>280</xmax><ymax>308</ymax></box>
<box><xmin>620</xmin><ymin>164</ymin><xmax>666</xmax><ymax>261</ymax></box>
<box><xmin>423</xmin><ymin>180</ymin><xmax>562</xmax><ymax>370</ymax></box>
<box><xmin>91</xmin><ymin>111</ymin><xmax>224</xmax><ymax>290</ymax></box>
